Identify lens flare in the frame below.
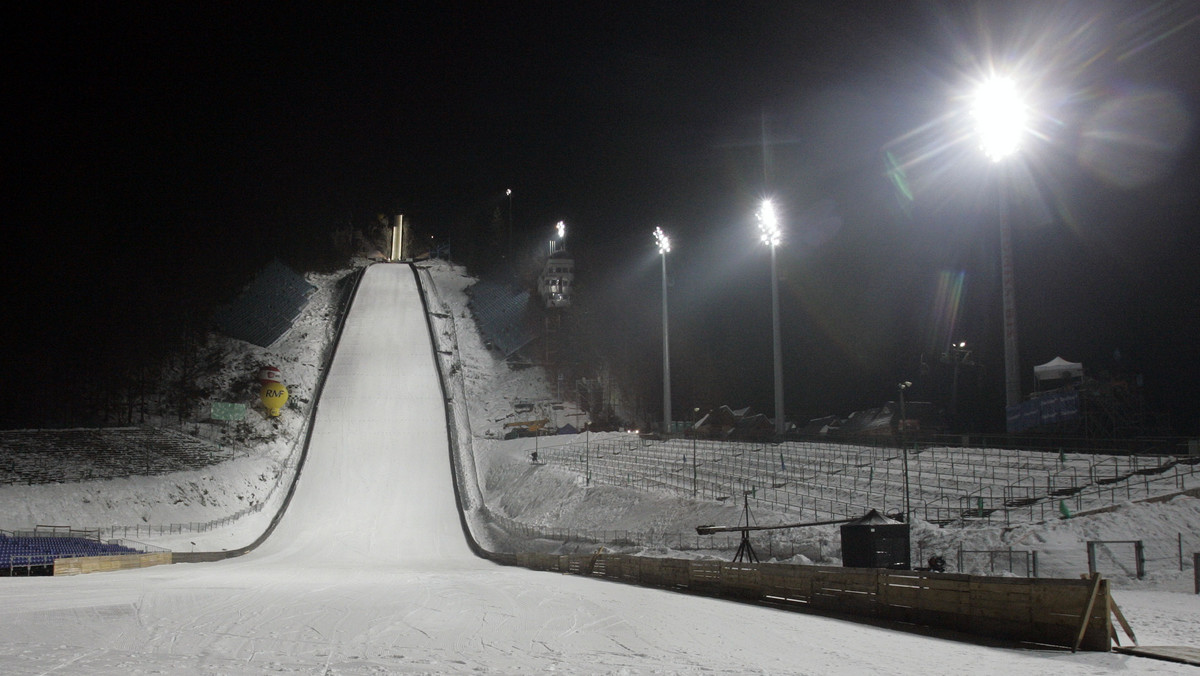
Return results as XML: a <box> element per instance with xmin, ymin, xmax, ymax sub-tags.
<box><xmin>927</xmin><ymin>270</ymin><xmax>966</xmax><ymax>355</ymax></box>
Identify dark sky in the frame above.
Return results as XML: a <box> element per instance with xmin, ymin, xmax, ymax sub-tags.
<box><xmin>8</xmin><ymin>1</ymin><xmax>1200</xmax><ymax>433</ymax></box>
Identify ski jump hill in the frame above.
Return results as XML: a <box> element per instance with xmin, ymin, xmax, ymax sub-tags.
<box><xmin>0</xmin><ymin>264</ymin><xmax>1164</xmax><ymax>673</ymax></box>
<box><xmin>249</xmin><ymin>262</ymin><xmax>478</xmax><ymax>566</ymax></box>
<box><xmin>195</xmin><ymin>262</ymin><xmax>1118</xmax><ymax>655</ymax></box>
<box><xmin>168</xmin><ymin>261</ymin><xmax>480</xmax><ymax>567</ymax></box>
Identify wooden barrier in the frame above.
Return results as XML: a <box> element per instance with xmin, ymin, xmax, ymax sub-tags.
<box><xmin>54</xmin><ymin>552</ymin><xmax>173</xmax><ymax>576</ymax></box>
<box><xmin>500</xmin><ymin>552</ymin><xmax>1112</xmax><ymax>651</ymax></box>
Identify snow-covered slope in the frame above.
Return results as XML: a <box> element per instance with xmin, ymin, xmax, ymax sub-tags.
<box><xmin>0</xmin><ymin>260</ymin><xmax>1196</xmax><ymax>673</ymax></box>
<box><xmin>247</xmin><ymin>263</ymin><xmax>476</xmax><ymax>565</ymax></box>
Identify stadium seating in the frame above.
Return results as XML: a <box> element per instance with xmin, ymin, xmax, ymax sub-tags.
<box><xmin>0</xmin><ymin>532</ymin><xmax>143</xmax><ymax>575</ymax></box>
<box><xmin>212</xmin><ymin>259</ymin><xmax>316</xmax><ymax>348</ymax></box>
<box><xmin>467</xmin><ymin>281</ymin><xmax>534</xmax><ymax>358</ymax></box>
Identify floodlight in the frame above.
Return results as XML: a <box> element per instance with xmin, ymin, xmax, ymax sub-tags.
<box><xmin>654</xmin><ymin>227</ymin><xmax>671</xmax><ymax>255</ymax></box>
<box><xmin>755</xmin><ymin>198</ymin><xmax>785</xmax><ymax>435</ymax></box>
<box><xmin>757</xmin><ymin>199</ymin><xmax>781</xmax><ymax>247</ymax></box>
<box><xmin>973</xmin><ymin>76</ymin><xmax>1026</xmax><ymax>162</ymax></box>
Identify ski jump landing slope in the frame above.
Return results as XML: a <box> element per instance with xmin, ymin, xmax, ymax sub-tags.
<box><xmin>0</xmin><ymin>264</ymin><xmax>1185</xmax><ymax>674</ymax></box>
<box><xmin>249</xmin><ymin>262</ymin><xmax>476</xmax><ymax>566</ymax></box>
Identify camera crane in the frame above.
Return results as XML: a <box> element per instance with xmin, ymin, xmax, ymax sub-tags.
<box><xmin>696</xmin><ymin>491</ymin><xmax>857</xmax><ymax>563</ymax></box>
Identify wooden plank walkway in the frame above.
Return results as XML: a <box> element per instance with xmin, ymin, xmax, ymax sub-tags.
<box><xmin>1114</xmin><ymin>645</ymin><xmax>1200</xmax><ymax>666</ymax></box>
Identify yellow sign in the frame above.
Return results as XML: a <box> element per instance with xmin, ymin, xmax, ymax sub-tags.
<box><xmin>260</xmin><ymin>383</ymin><xmax>289</xmax><ymax>417</ymax></box>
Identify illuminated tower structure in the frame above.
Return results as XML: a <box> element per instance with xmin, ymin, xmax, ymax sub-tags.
<box><xmin>537</xmin><ymin>222</ymin><xmax>574</xmax><ymax>397</ymax></box>
<box><xmin>538</xmin><ymin>221</ymin><xmax>573</xmax><ymax>309</ymax></box>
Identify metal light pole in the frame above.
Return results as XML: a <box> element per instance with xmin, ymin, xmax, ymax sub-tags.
<box><xmin>655</xmin><ymin>227</ymin><xmax>672</xmax><ymax>435</ymax></box>
<box><xmin>692</xmin><ymin>407</ymin><xmax>699</xmax><ymax>497</ymax></box>
<box><xmin>973</xmin><ymin>76</ymin><xmax>1027</xmax><ymax>412</ymax></box>
<box><xmin>505</xmin><ymin>188</ymin><xmax>513</xmax><ymax>261</ymax></box>
<box><xmin>941</xmin><ymin>340</ymin><xmax>974</xmax><ymax>423</ymax></box>
<box><xmin>999</xmin><ymin>210</ymin><xmax>1021</xmax><ymax>410</ymax></box>
<box><xmin>757</xmin><ymin>200</ymin><xmax>785</xmax><ymax>436</ymax></box>
<box><xmin>898</xmin><ymin>381</ymin><xmax>912</xmax><ymax>524</ymax></box>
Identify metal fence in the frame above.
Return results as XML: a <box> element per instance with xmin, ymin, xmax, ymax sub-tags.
<box><xmin>1085</xmin><ymin>532</ymin><xmax>1200</xmax><ymax>580</ymax></box>
<box><xmin>956</xmin><ymin>548</ymin><xmax>1038</xmax><ymax>577</ymax></box>
<box><xmin>529</xmin><ymin>434</ymin><xmax>1199</xmax><ymax>530</ymax></box>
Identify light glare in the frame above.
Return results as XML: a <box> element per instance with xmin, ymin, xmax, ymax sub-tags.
<box><xmin>556</xmin><ymin>221</ymin><xmax>566</xmax><ymax>239</ymax></box>
<box><xmin>973</xmin><ymin>77</ymin><xmax>1026</xmax><ymax>162</ymax></box>
<box><xmin>757</xmin><ymin>199</ymin><xmax>781</xmax><ymax>247</ymax></box>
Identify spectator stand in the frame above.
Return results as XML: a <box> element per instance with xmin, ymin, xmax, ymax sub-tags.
<box><xmin>1</xmin><ymin>525</ymin><xmax>163</xmax><ymax>576</ymax></box>
<box><xmin>467</xmin><ymin>280</ymin><xmax>535</xmax><ymax>359</ymax></box>
<box><xmin>212</xmin><ymin>259</ymin><xmax>317</xmax><ymax>348</ymax></box>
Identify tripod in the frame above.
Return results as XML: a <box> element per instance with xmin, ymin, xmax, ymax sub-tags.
<box><xmin>733</xmin><ymin>491</ymin><xmax>759</xmax><ymax>563</ymax></box>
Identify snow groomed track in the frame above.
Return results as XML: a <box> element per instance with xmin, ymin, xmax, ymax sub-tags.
<box><xmin>248</xmin><ymin>263</ymin><xmax>476</xmax><ymax>566</ymax></box>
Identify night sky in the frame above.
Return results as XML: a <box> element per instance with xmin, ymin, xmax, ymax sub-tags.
<box><xmin>7</xmin><ymin>2</ymin><xmax>1200</xmax><ymax>433</ymax></box>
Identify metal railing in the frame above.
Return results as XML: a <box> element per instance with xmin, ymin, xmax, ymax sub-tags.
<box><xmin>529</xmin><ymin>434</ymin><xmax>1198</xmax><ymax>529</ymax></box>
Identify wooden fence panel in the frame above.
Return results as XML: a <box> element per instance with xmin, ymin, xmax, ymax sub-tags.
<box><xmin>719</xmin><ymin>564</ymin><xmax>762</xmax><ymax>599</ymax></box>
<box><xmin>880</xmin><ymin>572</ymin><xmax>972</xmax><ymax>615</ymax></box>
<box><xmin>656</xmin><ymin>558</ymin><xmax>692</xmax><ymax>589</ymax></box>
<box><xmin>688</xmin><ymin>560</ymin><xmax>722</xmax><ymax>590</ymax></box>
<box><xmin>968</xmin><ymin>578</ymin><xmax>1035</xmax><ymax>622</ymax></box>
<box><xmin>54</xmin><ymin>552</ymin><xmax>172</xmax><ymax>576</ymax></box>
<box><xmin>759</xmin><ymin>564</ymin><xmax>815</xmax><ymax>605</ymax></box>
<box><xmin>1030</xmin><ymin>578</ymin><xmax>1111</xmax><ymax>652</ymax></box>
<box><xmin>495</xmin><ymin>553</ymin><xmax>1112</xmax><ymax>651</ymax></box>
<box><xmin>809</xmin><ymin>569</ymin><xmax>879</xmax><ymax>615</ymax></box>
<box><xmin>565</xmin><ymin>555</ymin><xmax>590</xmax><ymax>576</ymax></box>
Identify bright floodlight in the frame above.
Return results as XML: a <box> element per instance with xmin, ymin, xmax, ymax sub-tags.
<box><xmin>506</xmin><ymin>188</ymin><xmax>512</xmax><ymax>196</ymax></box>
<box><xmin>973</xmin><ymin>76</ymin><xmax>1026</xmax><ymax>162</ymax></box>
<box><xmin>757</xmin><ymin>199</ymin><xmax>780</xmax><ymax>247</ymax></box>
<box><xmin>654</xmin><ymin>226</ymin><xmax>671</xmax><ymax>254</ymax></box>
<box><xmin>556</xmin><ymin>220</ymin><xmax>566</xmax><ymax>239</ymax></box>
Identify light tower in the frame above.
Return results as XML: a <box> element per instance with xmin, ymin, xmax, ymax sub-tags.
<box><xmin>655</xmin><ymin>226</ymin><xmax>672</xmax><ymax>435</ymax></box>
<box><xmin>898</xmin><ymin>380</ymin><xmax>912</xmax><ymax>525</ymax></box>
<box><xmin>757</xmin><ymin>199</ymin><xmax>785</xmax><ymax>436</ymax></box>
<box><xmin>972</xmin><ymin>75</ymin><xmax>1027</xmax><ymax>412</ymax></box>
<box><xmin>505</xmin><ymin>188</ymin><xmax>513</xmax><ymax>260</ymax></box>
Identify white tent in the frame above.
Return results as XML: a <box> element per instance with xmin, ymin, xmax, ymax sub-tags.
<box><xmin>1034</xmin><ymin>356</ymin><xmax>1084</xmax><ymax>382</ymax></box>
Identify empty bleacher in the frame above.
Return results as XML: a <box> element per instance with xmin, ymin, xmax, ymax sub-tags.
<box><xmin>1</xmin><ymin>527</ymin><xmax>149</xmax><ymax>576</ymax></box>
<box><xmin>467</xmin><ymin>280</ymin><xmax>534</xmax><ymax>358</ymax></box>
<box><xmin>212</xmin><ymin>258</ymin><xmax>317</xmax><ymax>348</ymax></box>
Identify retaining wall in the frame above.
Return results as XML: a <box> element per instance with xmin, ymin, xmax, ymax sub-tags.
<box><xmin>54</xmin><ymin>552</ymin><xmax>173</xmax><ymax>576</ymax></box>
<box><xmin>486</xmin><ymin>551</ymin><xmax>1113</xmax><ymax>651</ymax></box>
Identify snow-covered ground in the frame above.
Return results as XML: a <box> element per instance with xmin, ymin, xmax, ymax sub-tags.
<box><xmin>0</xmin><ymin>261</ymin><xmax>1196</xmax><ymax>674</ymax></box>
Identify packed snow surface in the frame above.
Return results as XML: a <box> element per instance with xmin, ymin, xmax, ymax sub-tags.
<box><xmin>0</xmin><ymin>262</ymin><xmax>1196</xmax><ymax>674</ymax></box>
